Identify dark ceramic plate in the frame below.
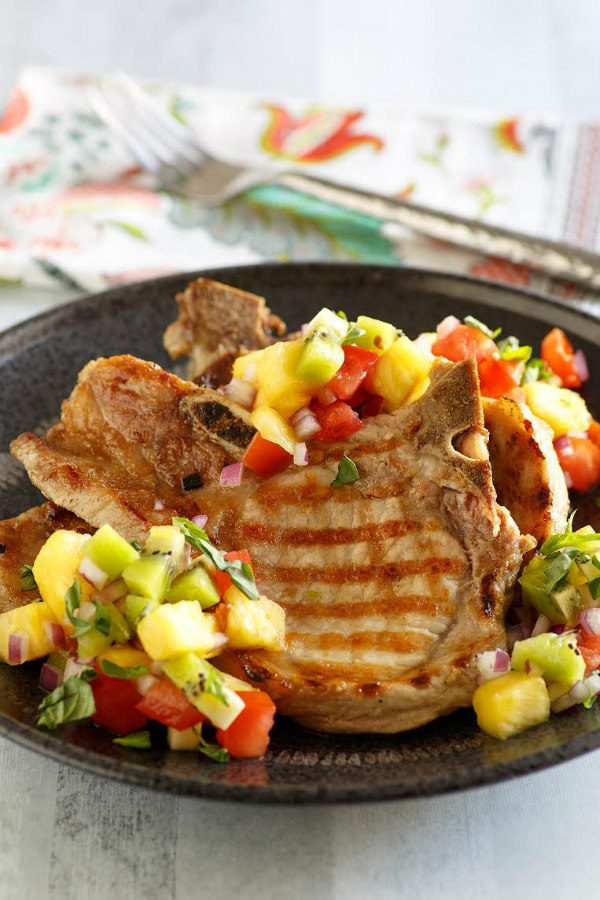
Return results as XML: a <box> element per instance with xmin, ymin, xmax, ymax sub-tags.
<box><xmin>2</xmin><ymin>262</ymin><xmax>600</xmax><ymax>804</ymax></box>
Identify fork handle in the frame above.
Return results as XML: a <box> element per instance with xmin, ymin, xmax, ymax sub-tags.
<box><xmin>274</xmin><ymin>171</ymin><xmax>600</xmax><ymax>291</ymax></box>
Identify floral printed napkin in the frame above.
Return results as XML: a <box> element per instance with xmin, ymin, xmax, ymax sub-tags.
<box><xmin>0</xmin><ymin>66</ymin><xmax>598</xmax><ymax>299</ymax></box>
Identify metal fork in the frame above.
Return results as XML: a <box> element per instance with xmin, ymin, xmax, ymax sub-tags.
<box><xmin>88</xmin><ymin>74</ymin><xmax>600</xmax><ymax>291</ymax></box>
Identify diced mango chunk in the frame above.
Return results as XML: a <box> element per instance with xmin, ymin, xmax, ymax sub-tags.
<box><xmin>472</xmin><ymin>671</ymin><xmax>550</xmax><ymax>740</ymax></box>
<box><xmin>137</xmin><ymin>601</ymin><xmax>219</xmax><ymax>660</ymax></box>
<box><xmin>365</xmin><ymin>336</ymin><xmax>433</xmax><ymax>411</ymax></box>
<box><xmin>99</xmin><ymin>645</ymin><xmax>151</xmax><ymax>669</ymax></box>
<box><xmin>223</xmin><ymin>586</ymin><xmax>286</xmax><ymax>651</ymax></box>
<box><xmin>523</xmin><ymin>381</ymin><xmax>591</xmax><ymax>437</ymax></box>
<box><xmin>0</xmin><ymin>602</ymin><xmax>60</xmax><ymax>664</ymax></box>
<box><xmin>32</xmin><ymin>530</ymin><xmax>95</xmax><ymax>631</ymax></box>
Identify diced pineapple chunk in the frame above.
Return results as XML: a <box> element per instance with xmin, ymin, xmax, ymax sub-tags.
<box><xmin>404</xmin><ymin>376</ymin><xmax>431</xmax><ymax>405</ymax></box>
<box><xmin>168</xmin><ymin>725</ymin><xmax>201</xmax><ymax>750</ymax></box>
<box><xmin>250</xmin><ymin>406</ymin><xmax>296</xmax><ymax>454</ymax></box>
<box><xmin>232</xmin><ymin>349</ymin><xmax>265</xmax><ymax>383</ymax></box>
<box><xmin>253</xmin><ymin>340</ymin><xmax>314</xmax><ymax>418</ymax></box>
<box><xmin>32</xmin><ymin>530</ymin><xmax>95</xmax><ymax>631</ymax></box>
<box><xmin>0</xmin><ymin>602</ymin><xmax>61</xmax><ymax>664</ymax></box>
<box><xmin>365</xmin><ymin>336</ymin><xmax>433</xmax><ymax>411</ymax></box>
<box><xmin>472</xmin><ymin>671</ymin><xmax>550</xmax><ymax>740</ymax></box>
<box><xmin>522</xmin><ymin>381</ymin><xmax>591</xmax><ymax>437</ymax></box>
<box><xmin>223</xmin><ymin>586</ymin><xmax>286</xmax><ymax>651</ymax></box>
<box><xmin>137</xmin><ymin>601</ymin><xmax>219</xmax><ymax>660</ymax></box>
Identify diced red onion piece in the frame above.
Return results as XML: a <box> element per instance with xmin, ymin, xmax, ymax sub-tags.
<box><xmin>8</xmin><ymin>632</ymin><xmax>28</xmax><ymax>665</ymax></box>
<box><xmin>551</xmin><ymin>624</ymin><xmax>566</xmax><ymax>635</ymax></box>
<box><xmin>210</xmin><ymin>633</ymin><xmax>229</xmax><ymax>652</ymax></box>
<box><xmin>136</xmin><ymin>674</ymin><xmax>158</xmax><ymax>696</ymax></box>
<box><xmin>316</xmin><ymin>387</ymin><xmax>337</xmax><ymax>407</ymax></box>
<box><xmin>476</xmin><ymin>649</ymin><xmax>509</xmax><ymax>681</ymax></box>
<box><xmin>221</xmin><ymin>378</ymin><xmax>257</xmax><ymax>410</ymax></box>
<box><xmin>551</xmin><ymin>679</ymin><xmax>593</xmax><ymax>713</ymax></box>
<box><xmin>78</xmin><ymin>556</ymin><xmax>108</xmax><ymax>590</ymax></box>
<box><xmin>64</xmin><ymin>658</ymin><xmax>84</xmax><ymax>680</ymax></box>
<box><xmin>294</xmin><ymin>413</ymin><xmax>321</xmax><ymax>441</ymax></box>
<box><xmin>413</xmin><ymin>333</ymin><xmax>435</xmax><ymax>352</ymax></box>
<box><xmin>43</xmin><ymin>620</ymin><xmax>67</xmax><ymax>649</ymax></box>
<box><xmin>154</xmin><ymin>499</ymin><xmax>165</xmax><ymax>511</ymax></box>
<box><xmin>579</xmin><ymin>608</ymin><xmax>600</xmax><ymax>637</ymax></box>
<box><xmin>95</xmin><ymin>579</ymin><xmax>128</xmax><ymax>604</ymax></box>
<box><xmin>436</xmin><ymin>315</ymin><xmax>460</xmax><ymax>339</ymax></box>
<box><xmin>219</xmin><ymin>462</ymin><xmax>243</xmax><ymax>487</ymax></box>
<box><xmin>573</xmin><ymin>350</ymin><xmax>589</xmax><ymax>384</ymax></box>
<box><xmin>300</xmin><ymin>323</ymin><xmax>310</xmax><ymax>337</ymax></box>
<box><xmin>531</xmin><ymin>613</ymin><xmax>551</xmax><ymax>637</ymax></box>
<box><xmin>39</xmin><ymin>663</ymin><xmax>63</xmax><ymax>693</ymax></box>
<box><xmin>493</xmin><ymin>648</ymin><xmax>511</xmax><ymax>672</ymax></box>
<box><xmin>78</xmin><ymin>601</ymin><xmax>96</xmax><ymax>622</ymax></box>
<box><xmin>554</xmin><ymin>434</ymin><xmax>573</xmax><ymax>454</ymax></box>
<box><xmin>290</xmin><ymin>406</ymin><xmax>311</xmax><ymax>426</ymax></box>
<box><xmin>191</xmin><ymin>514</ymin><xmax>208</xmax><ymax>529</ymax></box>
<box><xmin>293</xmin><ymin>442</ymin><xmax>308</xmax><ymax>466</ymax></box>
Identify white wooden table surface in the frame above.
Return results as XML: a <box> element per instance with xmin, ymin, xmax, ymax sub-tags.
<box><xmin>3</xmin><ymin>2</ymin><xmax>600</xmax><ymax>897</ymax></box>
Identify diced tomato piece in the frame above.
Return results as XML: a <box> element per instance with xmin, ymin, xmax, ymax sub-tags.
<box><xmin>360</xmin><ymin>394</ymin><xmax>384</xmax><ymax>418</ymax></box>
<box><xmin>346</xmin><ymin>386</ymin><xmax>369</xmax><ymax>409</ymax></box>
<box><xmin>215</xmin><ymin>691</ymin><xmax>276</xmax><ymax>758</ymax></box>
<box><xmin>580</xmin><ymin>633</ymin><xmax>600</xmax><ymax>654</ymax></box>
<box><xmin>243</xmin><ymin>433</ymin><xmax>292</xmax><ymax>477</ymax></box>
<box><xmin>588</xmin><ymin>421</ymin><xmax>600</xmax><ymax>448</ymax></box>
<box><xmin>136</xmin><ymin>677</ymin><xmax>204</xmax><ymax>731</ymax></box>
<box><xmin>579</xmin><ymin>645</ymin><xmax>600</xmax><ymax>673</ymax></box>
<box><xmin>554</xmin><ymin>435</ymin><xmax>600</xmax><ymax>492</ymax></box>
<box><xmin>91</xmin><ymin>671</ymin><xmax>148</xmax><ymax>736</ymax></box>
<box><xmin>541</xmin><ymin>327</ymin><xmax>587</xmax><ymax>389</ymax></box>
<box><xmin>478</xmin><ymin>356</ymin><xmax>520</xmax><ymax>399</ymax></box>
<box><xmin>213</xmin><ymin>549</ymin><xmax>253</xmax><ymax>596</ymax></box>
<box><xmin>431</xmin><ymin>324</ymin><xmax>498</xmax><ymax>363</ymax></box>
<box><xmin>312</xmin><ymin>400</ymin><xmax>362</xmax><ymax>441</ymax></box>
<box><xmin>325</xmin><ymin>345</ymin><xmax>379</xmax><ymax>401</ymax></box>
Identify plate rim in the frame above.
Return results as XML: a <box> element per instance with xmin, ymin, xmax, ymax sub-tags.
<box><xmin>2</xmin><ymin>261</ymin><xmax>600</xmax><ymax>804</ymax></box>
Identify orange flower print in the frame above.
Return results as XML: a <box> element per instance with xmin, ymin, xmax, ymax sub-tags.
<box><xmin>0</xmin><ymin>89</ymin><xmax>30</xmax><ymax>133</ymax></box>
<box><xmin>261</xmin><ymin>105</ymin><xmax>383</xmax><ymax>163</ymax></box>
<box><xmin>493</xmin><ymin>117</ymin><xmax>525</xmax><ymax>154</ymax></box>
<box><xmin>470</xmin><ymin>256</ymin><xmax>530</xmax><ymax>287</ymax></box>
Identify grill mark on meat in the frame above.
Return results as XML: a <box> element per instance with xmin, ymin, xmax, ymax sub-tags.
<box><xmin>283</xmin><ymin>595</ymin><xmax>453</xmax><ymax>620</ymax></box>
<box><xmin>239</xmin><ymin>517</ymin><xmax>440</xmax><ymax>545</ymax></box>
<box><xmin>265</xmin><ymin>557</ymin><xmax>466</xmax><ymax>585</ymax></box>
<box><xmin>481</xmin><ymin>572</ymin><xmax>496</xmax><ymax>617</ymax></box>
<box><xmin>286</xmin><ymin>630</ymin><xmax>432</xmax><ymax>654</ymax></box>
<box><xmin>251</xmin><ymin>478</ymin><xmax>411</xmax><ymax>508</ymax></box>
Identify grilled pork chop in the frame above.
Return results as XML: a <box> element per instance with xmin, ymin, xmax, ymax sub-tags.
<box><xmin>163</xmin><ymin>278</ymin><xmax>287</xmax><ymax>386</ymax></box>
<box><xmin>11</xmin><ymin>354</ymin><xmax>527</xmax><ymax>733</ymax></box>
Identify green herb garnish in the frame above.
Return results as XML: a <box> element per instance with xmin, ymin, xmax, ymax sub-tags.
<box><xmin>20</xmin><ymin>564</ymin><xmax>37</xmax><ymax>592</ymax></box>
<box><xmin>100</xmin><ymin>659</ymin><xmax>149</xmax><ymax>680</ymax></box>
<box><xmin>522</xmin><ymin>357</ymin><xmax>553</xmax><ymax>384</ymax></box>
<box><xmin>464</xmin><ymin>315</ymin><xmax>502</xmax><ymax>339</ymax></box>
<box><xmin>496</xmin><ymin>335</ymin><xmax>532</xmax><ymax>363</ymax></box>
<box><xmin>113</xmin><ymin>730</ymin><xmax>151</xmax><ymax>749</ymax></box>
<box><xmin>36</xmin><ymin>676</ymin><xmax>95</xmax><ymax>730</ymax></box>
<box><xmin>173</xmin><ymin>518</ymin><xmax>259</xmax><ymax>601</ymax></box>
<box><xmin>65</xmin><ymin>579</ymin><xmax>111</xmax><ymax>637</ymax></box>
<box><xmin>342</xmin><ymin>323</ymin><xmax>367</xmax><ymax>345</ymax></box>
<box><xmin>330</xmin><ymin>454</ymin><xmax>359</xmax><ymax>488</ymax></box>
<box><xmin>198</xmin><ymin>729</ymin><xmax>229</xmax><ymax>763</ymax></box>
<box><xmin>130</xmin><ymin>540</ymin><xmax>142</xmax><ymax>552</ymax></box>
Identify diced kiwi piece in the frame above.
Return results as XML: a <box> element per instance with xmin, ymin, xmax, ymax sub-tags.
<box><xmin>519</xmin><ymin>557</ymin><xmax>582</xmax><ymax>625</ymax></box>
<box><xmin>304</xmin><ymin>308</ymin><xmax>348</xmax><ymax>342</ymax></box>
<box><xmin>124</xmin><ymin>594</ymin><xmax>158</xmax><ymax>629</ymax></box>
<box><xmin>296</xmin><ymin>331</ymin><xmax>344</xmax><ymax>385</ymax></box>
<box><xmin>511</xmin><ymin>633</ymin><xmax>585</xmax><ymax>686</ymax></box>
<box><xmin>77</xmin><ymin>628</ymin><xmax>111</xmax><ymax>660</ymax></box>
<box><xmin>122</xmin><ymin>556</ymin><xmax>172</xmax><ymax>602</ymax></box>
<box><xmin>82</xmin><ymin>524</ymin><xmax>140</xmax><ymax>581</ymax></box>
<box><xmin>352</xmin><ymin>315</ymin><xmax>397</xmax><ymax>354</ymax></box>
<box><xmin>166</xmin><ymin>564</ymin><xmax>220</xmax><ymax>609</ymax></box>
<box><xmin>162</xmin><ymin>652</ymin><xmax>244</xmax><ymax>729</ymax></box>
<box><xmin>143</xmin><ymin>526</ymin><xmax>186</xmax><ymax>571</ymax></box>
<box><xmin>106</xmin><ymin>604</ymin><xmax>132</xmax><ymax>644</ymax></box>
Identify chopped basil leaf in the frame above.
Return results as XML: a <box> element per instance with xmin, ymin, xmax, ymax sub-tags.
<box><xmin>541</xmin><ymin>515</ymin><xmax>600</xmax><ymax>556</ymax></box>
<box><xmin>80</xmin><ymin>668</ymin><xmax>97</xmax><ymax>683</ymax></box>
<box><xmin>65</xmin><ymin>579</ymin><xmax>82</xmax><ymax>624</ymax></box>
<box><xmin>198</xmin><ymin>729</ymin><xmax>229</xmax><ymax>763</ymax></box>
<box><xmin>463</xmin><ymin>315</ymin><xmax>501</xmax><ymax>339</ymax></box>
<box><xmin>590</xmin><ymin>577</ymin><xmax>600</xmax><ymax>601</ymax></box>
<box><xmin>496</xmin><ymin>336</ymin><xmax>532</xmax><ymax>363</ymax></box>
<box><xmin>330</xmin><ymin>454</ymin><xmax>360</xmax><ymax>488</ymax></box>
<box><xmin>173</xmin><ymin>518</ymin><xmax>259</xmax><ymax>601</ymax></box>
<box><xmin>65</xmin><ymin>580</ymin><xmax>111</xmax><ymax>638</ymax></box>
<box><xmin>342</xmin><ymin>323</ymin><xmax>367</xmax><ymax>345</ymax></box>
<box><xmin>522</xmin><ymin>357</ymin><xmax>553</xmax><ymax>384</ymax></box>
<box><xmin>36</xmin><ymin>675</ymin><xmax>95</xmax><ymax>730</ymax></box>
<box><xmin>544</xmin><ymin>548</ymin><xmax>578</xmax><ymax>592</ymax></box>
<box><xmin>100</xmin><ymin>659</ymin><xmax>149</xmax><ymax>680</ymax></box>
<box><xmin>130</xmin><ymin>540</ymin><xmax>142</xmax><ymax>552</ymax></box>
<box><xmin>113</xmin><ymin>730</ymin><xmax>151</xmax><ymax>749</ymax></box>
<box><xmin>20</xmin><ymin>564</ymin><xmax>37</xmax><ymax>592</ymax></box>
